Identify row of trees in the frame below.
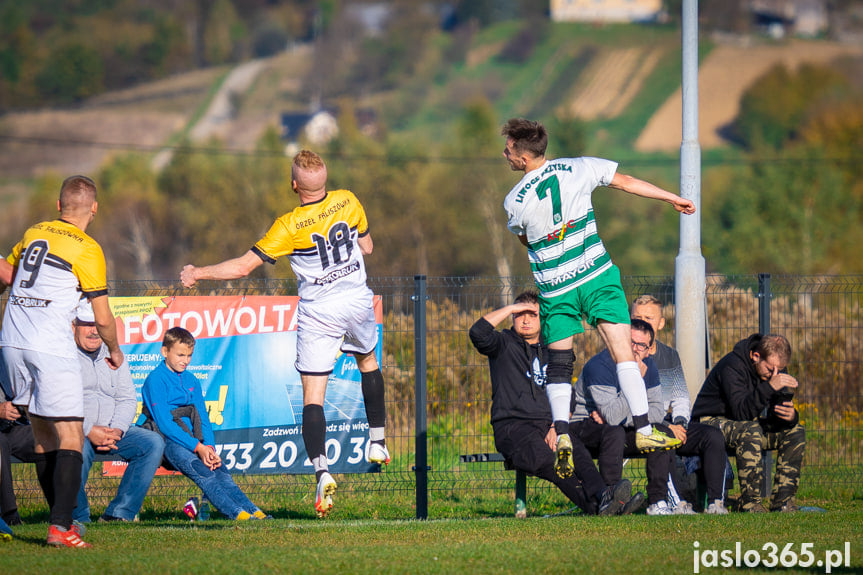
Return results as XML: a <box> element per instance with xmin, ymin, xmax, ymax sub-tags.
<box><xmin>8</xmin><ymin>13</ymin><xmax>863</xmax><ymax>279</ymax></box>
<box><xmin>704</xmin><ymin>59</ymin><xmax>863</xmax><ymax>274</ymax></box>
<box><xmin>0</xmin><ymin>0</ymin><xmax>553</xmax><ymax>112</ymax></box>
<box><xmin>0</xmin><ymin>0</ymin><xmax>319</xmax><ymax>110</ymax></box>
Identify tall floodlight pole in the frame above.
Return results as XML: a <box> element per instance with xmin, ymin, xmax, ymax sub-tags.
<box><xmin>675</xmin><ymin>0</ymin><xmax>707</xmax><ymax>401</ymax></box>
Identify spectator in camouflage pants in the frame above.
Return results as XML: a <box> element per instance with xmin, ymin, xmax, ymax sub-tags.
<box><xmin>692</xmin><ymin>334</ymin><xmax>805</xmax><ymax>512</ymax></box>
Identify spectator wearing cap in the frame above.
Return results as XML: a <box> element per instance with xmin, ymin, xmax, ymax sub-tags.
<box><xmin>73</xmin><ymin>300</ymin><xmax>165</xmax><ymax>523</ymax></box>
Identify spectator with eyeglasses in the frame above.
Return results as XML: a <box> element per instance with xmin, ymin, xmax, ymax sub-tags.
<box><xmin>571</xmin><ymin>319</ymin><xmax>689</xmax><ymax>515</ymax></box>
<box><xmin>631</xmin><ymin>295</ymin><xmax>730</xmax><ymax>515</ymax></box>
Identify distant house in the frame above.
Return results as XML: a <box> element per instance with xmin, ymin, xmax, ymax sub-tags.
<box><xmin>549</xmin><ymin>0</ymin><xmax>664</xmax><ymax>23</ymax></box>
<box><xmin>280</xmin><ymin>110</ymin><xmax>338</xmax><ymax>147</ymax></box>
<box><xmin>280</xmin><ymin>107</ymin><xmax>379</xmax><ymax>149</ymax></box>
<box><xmin>750</xmin><ymin>0</ymin><xmax>828</xmax><ymax>37</ymax></box>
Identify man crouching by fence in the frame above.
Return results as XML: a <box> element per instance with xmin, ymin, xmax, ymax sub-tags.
<box><xmin>469</xmin><ymin>290</ymin><xmax>637</xmax><ymax>517</ymax></box>
<box><xmin>692</xmin><ymin>333</ymin><xmax>805</xmax><ymax>513</ymax></box>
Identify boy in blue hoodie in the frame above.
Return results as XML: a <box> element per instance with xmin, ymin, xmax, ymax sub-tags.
<box><xmin>141</xmin><ymin>327</ymin><xmax>268</xmax><ymax>520</ymax></box>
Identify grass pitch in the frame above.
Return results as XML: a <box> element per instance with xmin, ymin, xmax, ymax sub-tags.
<box><xmin>4</xmin><ymin>498</ymin><xmax>861</xmax><ymax>575</ymax></box>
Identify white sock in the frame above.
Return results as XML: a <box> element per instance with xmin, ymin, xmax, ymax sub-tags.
<box><xmin>546</xmin><ymin>382</ymin><xmax>572</xmax><ymax>424</ymax></box>
<box><xmin>311</xmin><ymin>455</ymin><xmax>328</xmax><ymax>474</ymax></box>
<box><xmin>369</xmin><ymin>427</ymin><xmax>385</xmax><ymax>443</ymax></box>
<box><xmin>616</xmin><ymin>361</ymin><xmax>651</xmax><ymax>435</ymax></box>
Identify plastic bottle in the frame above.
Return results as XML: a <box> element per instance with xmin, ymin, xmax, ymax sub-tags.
<box><xmin>198</xmin><ymin>496</ymin><xmax>210</xmax><ymax>521</ymax></box>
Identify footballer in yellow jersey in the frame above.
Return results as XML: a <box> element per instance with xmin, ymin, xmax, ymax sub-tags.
<box><xmin>1</xmin><ymin>219</ymin><xmax>108</xmax><ymax>359</ymax></box>
<box><xmin>0</xmin><ymin>175</ymin><xmax>122</xmax><ymax>548</ymax></box>
<box><xmin>180</xmin><ymin>151</ymin><xmax>390</xmax><ymax>517</ymax></box>
<box><xmin>252</xmin><ymin>188</ymin><xmax>371</xmax><ymax>302</ymax></box>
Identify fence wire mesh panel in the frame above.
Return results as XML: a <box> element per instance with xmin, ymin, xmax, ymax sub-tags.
<box><xmin>3</xmin><ymin>274</ymin><xmax>862</xmax><ymax>518</ymax></box>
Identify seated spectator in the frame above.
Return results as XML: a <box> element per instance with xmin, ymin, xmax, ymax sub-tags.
<box><xmin>140</xmin><ymin>327</ymin><xmax>269</xmax><ymax>520</ymax></box>
<box><xmin>692</xmin><ymin>333</ymin><xmax>805</xmax><ymax>512</ymax></box>
<box><xmin>631</xmin><ymin>295</ymin><xmax>729</xmax><ymax>514</ymax></box>
<box><xmin>469</xmin><ymin>291</ymin><xmax>636</xmax><ymax>517</ymax></box>
<box><xmin>73</xmin><ymin>300</ymin><xmax>165</xmax><ymax>523</ymax></box>
<box><xmin>573</xmin><ymin>319</ymin><xmax>691</xmax><ymax>515</ymax></box>
<box><xmin>0</xmin><ymin>351</ymin><xmax>38</xmax><ymax>526</ymax></box>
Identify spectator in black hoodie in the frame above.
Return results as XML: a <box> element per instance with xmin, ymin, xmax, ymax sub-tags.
<box><xmin>692</xmin><ymin>333</ymin><xmax>805</xmax><ymax>512</ymax></box>
<box><xmin>469</xmin><ymin>290</ymin><xmax>636</xmax><ymax>517</ymax></box>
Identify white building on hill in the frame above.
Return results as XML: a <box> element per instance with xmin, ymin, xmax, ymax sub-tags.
<box><xmin>550</xmin><ymin>0</ymin><xmax>664</xmax><ymax>23</ymax></box>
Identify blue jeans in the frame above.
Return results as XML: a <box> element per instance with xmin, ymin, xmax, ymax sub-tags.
<box><xmin>75</xmin><ymin>426</ymin><xmax>165</xmax><ymax>522</ymax></box>
<box><xmin>163</xmin><ymin>439</ymin><xmax>260</xmax><ymax>519</ymax></box>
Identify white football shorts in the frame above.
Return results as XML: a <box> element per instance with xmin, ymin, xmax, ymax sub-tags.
<box><xmin>295</xmin><ymin>290</ymin><xmax>378</xmax><ymax>375</ymax></box>
<box><xmin>1</xmin><ymin>346</ymin><xmax>84</xmax><ymax>419</ymax></box>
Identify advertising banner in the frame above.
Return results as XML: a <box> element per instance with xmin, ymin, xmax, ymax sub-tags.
<box><xmin>103</xmin><ymin>295</ymin><xmax>382</xmax><ymax>476</ymax></box>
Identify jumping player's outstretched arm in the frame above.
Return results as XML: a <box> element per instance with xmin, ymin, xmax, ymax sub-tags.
<box><xmin>180</xmin><ymin>250</ymin><xmax>264</xmax><ymax>288</ymax></box>
<box><xmin>608</xmin><ymin>173</ymin><xmax>696</xmax><ymax>214</ymax></box>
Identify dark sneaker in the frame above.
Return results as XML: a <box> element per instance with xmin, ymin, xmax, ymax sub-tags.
<box><xmin>98</xmin><ymin>514</ymin><xmax>128</xmax><ymax>523</ymax></box>
<box><xmin>597</xmin><ymin>479</ymin><xmax>632</xmax><ymax>516</ymax></box>
<box><xmin>3</xmin><ymin>512</ymin><xmax>22</xmax><ymax>526</ymax></box>
<box><xmin>772</xmin><ymin>501</ymin><xmax>799</xmax><ymax>513</ymax></box>
<box><xmin>620</xmin><ymin>491</ymin><xmax>646</xmax><ymax>515</ymax></box>
<box><xmin>745</xmin><ymin>503</ymin><xmax>768</xmax><ymax>513</ymax></box>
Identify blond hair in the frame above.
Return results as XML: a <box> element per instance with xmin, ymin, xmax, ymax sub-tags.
<box><xmin>291</xmin><ymin>150</ymin><xmax>327</xmax><ymax>193</ymax></box>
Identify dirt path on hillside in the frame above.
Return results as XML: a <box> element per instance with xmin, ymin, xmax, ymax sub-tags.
<box><xmin>635</xmin><ymin>39</ymin><xmax>863</xmax><ymax>151</ymax></box>
<box><xmin>0</xmin><ymin>68</ymin><xmax>222</xmax><ymax>178</ymax></box>
<box><xmin>567</xmin><ymin>47</ymin><xmax>664</xmax><ymax>120</ymax></box>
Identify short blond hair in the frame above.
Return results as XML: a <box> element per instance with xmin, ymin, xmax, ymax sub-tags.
<box><xmin>291</xmin><ymin>150</ymin><xmax>327</xmax><ymax>193</ymax></box>
<box><xmin>293</xmin><ymin>149</ymin><xmax>325</xmax><ymax>171</ymax></box>
<box><xmin>631</xmin><ymin>294</ymin><xmax>663</xmax><ymax>314</ymax></box>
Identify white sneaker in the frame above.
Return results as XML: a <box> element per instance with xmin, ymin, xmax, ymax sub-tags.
<box><xmin>646</xmin><ymin>500</ymin><xmax>673</xmax><ymax>516</ymax></box>
<box><xmin>314</xmin><ymin>472</ymin><xmax>337</xmax><ymax>518</ymax></box>
<box><xmin>705</xmin><ymin>499</ymin><xmax>729</xmax><ymax>515</ymax></box>
<box><xmin>671</xmin><ymin>500</ymin><xmax>697</xmax><ymax>515</ymax></box>
<box><xmin>366</xmin><ymin>441</ymin><xmax>391</xmax><ymax>465</ymax></box>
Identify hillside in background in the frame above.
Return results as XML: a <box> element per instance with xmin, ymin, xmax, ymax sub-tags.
<box><xmin>1</xmin><ymin>11</ymin><xmax>861</xmax><ymax>279</ymax></box>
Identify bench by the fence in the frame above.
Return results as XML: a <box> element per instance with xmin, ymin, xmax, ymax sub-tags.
<box><xmin>460</xmin><ymin>447</ymin><xmax>776</xmax><ymax>512</ymax></box>
<box><xmin>11</xmin><ymin>452</ymin><xmax>119</xmax><ymax>464</ymax></box>
<box><xmin>459</xmin><ymin>452</ymin><xmax>526</xmax><ymax>505</ymax></box>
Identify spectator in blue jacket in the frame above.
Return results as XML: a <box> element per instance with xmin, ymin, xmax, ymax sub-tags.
<box><xmin>140</xmin><ymin>327</ymin><xmax>268</xmax><ymax>520</ymax></box>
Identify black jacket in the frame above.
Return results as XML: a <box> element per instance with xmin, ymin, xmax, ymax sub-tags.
<box><xmin>468</xmin><ymin>317</ymin><xmax>550</xmax><ymax>427</ymax></box>
<box><xmin>692</xmin><ymin>334</ymin><xmax>799</xmax><ymax>428</ymax></box>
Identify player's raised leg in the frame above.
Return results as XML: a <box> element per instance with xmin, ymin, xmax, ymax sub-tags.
<box><xmin>598</xmin><ymin>322</ymin><xmax>680</xmax><ymax>452</ymax></box>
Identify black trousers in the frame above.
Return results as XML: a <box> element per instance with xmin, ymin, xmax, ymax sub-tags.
<box><xmin>569</xmin><ymin>418</ymin><xmax>626</xmax><ymax>486</ymax></box>
<box><xmin>623</xmin><ymin>423</ymin><xmax>674</xmax><ymax>505</ymax></box>
<box><xmin>494</xmin><ymin>419</ymin><xmax>603</xmax><ymax>513</ymax></box>
<box><xmin>674</xmin><ymin>422</ymin><xmax>727</xmax><ymax>502</ymax></box>
<box><xmin>0</xmin><ymin>424</ymin><xmax>39</xmax><ymax>521</ymax></box>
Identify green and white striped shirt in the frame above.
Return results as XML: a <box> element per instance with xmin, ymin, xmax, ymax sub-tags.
<box><xmin>504</xmin><ymin>157</ymin><xmax>618</xmax><ymax>298</ymax></box>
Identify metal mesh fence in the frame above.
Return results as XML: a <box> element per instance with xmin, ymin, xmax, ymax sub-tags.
<box><xmin>4</xmin><ymin>274</ymin><xmax>862</xmax><ymax>517</ymax></box>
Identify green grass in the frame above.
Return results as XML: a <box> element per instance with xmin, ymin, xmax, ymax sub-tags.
<box><xmin>4</xmin><ymin>499</ymin><xmax>861</xmax><ymax>574</ymax></box>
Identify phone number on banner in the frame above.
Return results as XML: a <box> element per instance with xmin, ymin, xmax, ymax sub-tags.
<box><xmin>213</xmin><ymin>425</ymin><xmax>378</xmax><ymax>475</ymax></box>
